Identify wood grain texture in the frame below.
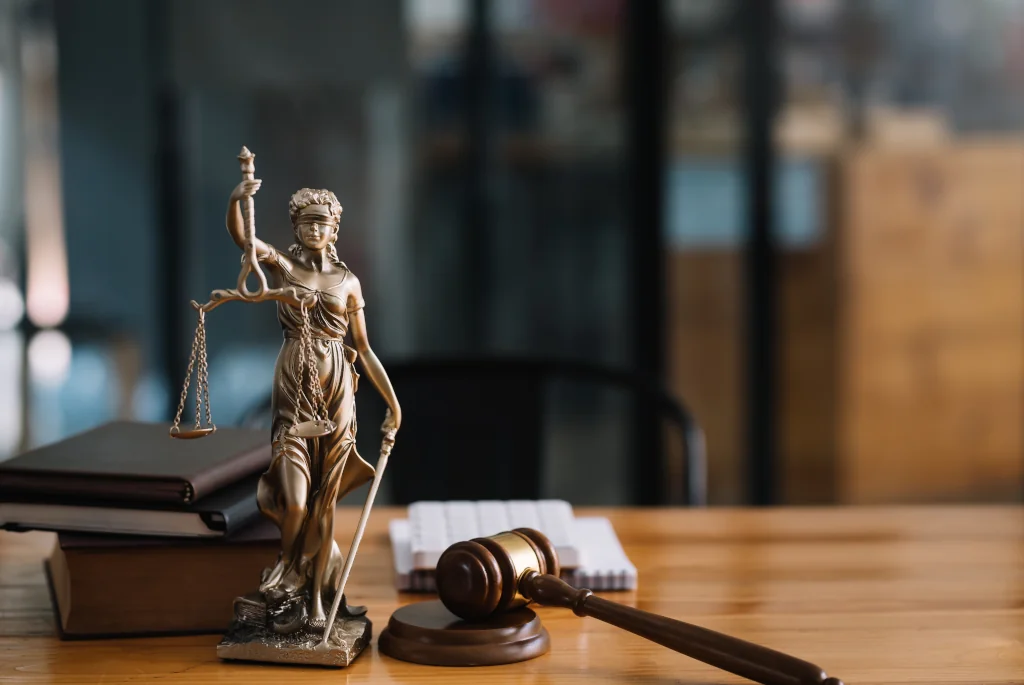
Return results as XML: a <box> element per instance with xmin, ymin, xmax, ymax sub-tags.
<box><xmin>3</xmin><ymin>506</ymin><xmax>1024</xmax><ymax>684</ymax></box>
<box><xmin>839</xmin><ymin>142</ymin><xmax>1024</xmax><ymax>502</ymax></box>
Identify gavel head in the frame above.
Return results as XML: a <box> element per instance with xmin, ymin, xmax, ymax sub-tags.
<box><xmin>436</xmin><ymin>528</ymin><xmax>560</xmax><ymax>621</ymax></box>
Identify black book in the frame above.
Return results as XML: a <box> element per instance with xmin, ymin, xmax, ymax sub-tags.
<box><xmin>0</xmin><ymin>421</ymin><xmax>270</xmax><ymax>504</ymax></box>
<box><xmin>0</xmin><ymin>472</ymin><xmax>264</xmax><ymax>538</ymax></box>
<box><xmin>0</xmin><ymin>421</ymin><xmax>270</xmax><ymax>537</ymax></box>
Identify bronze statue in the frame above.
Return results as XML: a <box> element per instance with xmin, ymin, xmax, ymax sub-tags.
<box><xmin>170</xmin><ymin>147</ymin><xmax>400</xmax><ymax>666</ymax></box>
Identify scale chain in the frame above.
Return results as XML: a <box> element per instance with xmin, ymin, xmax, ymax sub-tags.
<box><xmin>293</xmin><ymin>307</ymin><xmax>309</xmax><ymax>433</ymax></box>
<box><xmin>171</xmin><ymin>309</ymin><xmax>205</xmax><ymax>433</ymax></box>
<box><xmin>298</xmin><ymin>303</ymin><xmax>329</xmax><ymax>424</ymax></box>
<box><xmin>304</xmin><ymin>306</ymin><xmax>327</xmax><ymax>420</ymax></box>
<box><xmin>197</xmin><ymin>313</ymin><xmax>212</xmax><ymax>429</ymax></box>
<box><xmin>194</xmin><ymin>320</ymin><xmax>202</xmax><ymax>430</ymax></box>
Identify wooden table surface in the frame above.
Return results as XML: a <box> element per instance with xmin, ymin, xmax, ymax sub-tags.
<box><xmin>2</xmin><ymin>506</ymin><xmax>1023</xmax><ymax>684</ymax></box>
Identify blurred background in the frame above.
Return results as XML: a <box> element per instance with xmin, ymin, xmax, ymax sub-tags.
<box><xmin>0</xmin><ymin>0</ymin><xmax>1021</xmax><ymax>507</ymax></box>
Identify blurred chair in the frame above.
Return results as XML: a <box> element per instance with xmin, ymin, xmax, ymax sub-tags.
<box><xmin>238</xmin><ymin>357</ymin><xmax>705</xmax><ymax>506</ymax></box>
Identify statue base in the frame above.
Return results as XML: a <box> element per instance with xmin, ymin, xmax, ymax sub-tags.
<box><xmin>217</xmin><ymin>593</ymin><xmax>371</xmax><ymax>667</ymax></box>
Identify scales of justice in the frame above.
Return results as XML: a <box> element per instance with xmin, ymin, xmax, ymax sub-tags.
<box><xmin>168</xmin><ymin>146</ymin><xmax>401</xmax><ymax>666</ymax></box>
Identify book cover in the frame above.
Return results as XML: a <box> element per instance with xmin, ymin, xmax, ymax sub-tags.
<box><xmin>45</xmin><ymin>519</ymin><xmax>280</xmax><ymax>638</ymax></box>
<box><xmin>0</xmin><ymin>421</ymin><xmax>270</xmax><ymax>505</ymax></box>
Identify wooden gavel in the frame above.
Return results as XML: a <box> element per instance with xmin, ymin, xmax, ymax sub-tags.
<box><xmin>436</xmin><ymin>528</ymin><xmax>843</xmax><ymax>685</ymax></box>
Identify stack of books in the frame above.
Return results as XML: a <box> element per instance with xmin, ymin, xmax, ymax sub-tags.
<box><xmin>0</xmin><ymin>421</ymin><xmax>280</xmax><ymax>638</ymax></box>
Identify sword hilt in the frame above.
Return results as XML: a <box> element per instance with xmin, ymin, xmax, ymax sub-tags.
<box><xmin>236</xmin><ymin>146</ymin><xmax>268</xmax><ymax>298</ymax></box>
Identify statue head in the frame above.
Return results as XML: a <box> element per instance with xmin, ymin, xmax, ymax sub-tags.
<box><xmin>287</xmin><ymin>188</ymin><xmax>344</xmax><ymax>264</ymax></box>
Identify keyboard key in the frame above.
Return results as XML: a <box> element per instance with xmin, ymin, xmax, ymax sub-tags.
<box><xmin>506</xmin><ymin>500</ymin><xmax>541</xmax><ymax>530</ymax></box>
<box><xmin>444</xmin><ymin>501</ymin><xmax>480</xmax><ymax>543</ymax></box>
<box><xmin>476</xmin><ymin>500</ymin><xmax>510</xmax><ymax>536</ymax></box>
<box><xmin>537</xmin><ymin>499</ymin><xmax>581</xmax><ymax>567</ymax></box>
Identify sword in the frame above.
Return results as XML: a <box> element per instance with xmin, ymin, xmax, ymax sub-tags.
<box><xmin>319</xmin><ymin>411</ymin><xmax>397</xmax><ymax>647</ymax></box>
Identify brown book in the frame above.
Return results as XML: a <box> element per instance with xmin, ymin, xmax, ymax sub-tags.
<box><xmin>0</xmin><ymin>421</ymin><xmax>270</xmax><ymax>504</ymax></box>
<box><xmin>45</xmin><ymin>521</ymin><xmax>279</xmax><ymax>638</ymax></box>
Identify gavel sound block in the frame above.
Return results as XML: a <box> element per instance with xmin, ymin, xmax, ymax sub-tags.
<box><xmin>377</xmin><ymin>529</ymin><xmax>556</xmax><ymax>666</ymax></box>
<box><xmin>378</xmin><ymin>529</ymin><xmax>844</xmax><ymax>685</ymax></box>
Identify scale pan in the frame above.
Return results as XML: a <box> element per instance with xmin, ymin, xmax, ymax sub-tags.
<box><xmin>169</xmin><ymin>426</ymin><xmax>217</xmax><ymax>439</ymax></box>
<box><xmin>288</xmin><ymin>419</ymin><xmax>336</xmax><ymax>438</ymax></box>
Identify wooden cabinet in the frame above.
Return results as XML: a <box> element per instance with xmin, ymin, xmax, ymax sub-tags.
<box><xmin>667</xmin><ymin>141</ymin><xmax>1024</xmax><ymax>504</ymax></box>
<box><xmin>837</xmin><ymin>142</ymin><xmax>1024</xmax><ymax>502</ymax></box>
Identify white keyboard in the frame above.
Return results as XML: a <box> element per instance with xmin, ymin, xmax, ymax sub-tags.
<box><xmin>391</xmin><ymin>515</ymin><xmax>637</xmax><ymax>592</ymax></box>
<box><xmin>407</xmin><ymin>499</ymin><xmax>582</xmax><ymax>570</ymax></box>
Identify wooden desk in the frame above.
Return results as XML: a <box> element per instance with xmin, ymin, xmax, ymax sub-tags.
<box><xmin>2</xmin><ymin>506</ymin><xmax>1023</xmax><ymax>684</ymax></box>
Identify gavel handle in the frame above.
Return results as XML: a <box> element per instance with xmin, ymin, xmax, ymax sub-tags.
<box><xmin>520</xmin><ymin>572</ymin><xmax>842</xmax><ymax>685</ymax></box>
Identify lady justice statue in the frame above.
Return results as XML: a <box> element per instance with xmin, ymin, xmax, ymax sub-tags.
<box><xmin>170</xmin><ymin>148</ymin><xmax>401</xmax><ymax>666</ymax></box>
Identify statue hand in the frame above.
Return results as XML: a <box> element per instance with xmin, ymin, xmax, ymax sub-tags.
<box><xmin>231</xmin><ymin>178</ymin><xmax>262</xmax><ymax>202</ymax></box>
<box><xmin>382</xmin><ymin>407</ymin><xmax>400</xmax><ymax>439</ymax></box>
